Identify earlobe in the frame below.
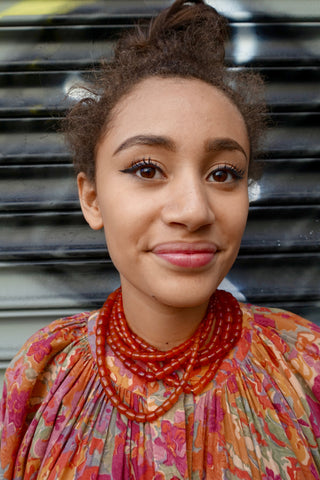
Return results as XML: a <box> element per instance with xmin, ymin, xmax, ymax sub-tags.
<box><xmin>77</xmin><ymin>172</ymin><xmax>104</xmax><ymax>230</ymax></box>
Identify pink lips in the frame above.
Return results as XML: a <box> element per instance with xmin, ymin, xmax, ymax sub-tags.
<box><xmin>152</xmin><ymin>242</ymin><xmax>217</xmax><ymax>268</ymax></box>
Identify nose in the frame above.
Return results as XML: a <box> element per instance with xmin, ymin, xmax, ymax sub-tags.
<box><xmin>161</xmin><ymin>174</ymin><xmax>215</xmax><ymax>232</ymax></box>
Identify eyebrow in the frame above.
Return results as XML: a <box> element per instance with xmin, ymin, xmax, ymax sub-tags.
<box><xmin>206</xmin><ymin>138</ymin><xmax>248</xmax><ymax>161</ymax></box>
<box><xmin>113</xmin><ymin>134</ymin><xmax>248</xmax><ymax>161</ymax></box>
<box><xmin>113</xmin><ymin>134</ymin><xmax>176</xmax><ymax>156</ymax></box>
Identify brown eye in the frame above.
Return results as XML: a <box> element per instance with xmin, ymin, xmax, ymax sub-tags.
<box><xmin>207</xmin><ymin>165</ymin><xmax>244</xmax><ymax>183</ymax></box>
<box><xmin>212</xmin><ymin>170</ymin><xmax>228</xmax><ymax>182</ymax></box>
<box><xmin>138</xmin><ymin>166</ymin><xmax>157</xmax><ymax>179</ymax></box>
<box><xmin>120</xmin><ymin>159</ymin><xmax>164</xmax><ymax>179</ymax></box>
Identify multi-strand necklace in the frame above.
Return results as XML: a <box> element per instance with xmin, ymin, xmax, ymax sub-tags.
<box><xmin>96</xmin><ymin>288</ymin><xmax>242</xmax><ymax>422</ymax></box>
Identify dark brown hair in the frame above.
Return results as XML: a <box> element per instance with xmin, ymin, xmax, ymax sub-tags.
<box><xmin>63</xmin><ymin>0</ymin><xmax>266</xmax><ymax>182</ymax></box>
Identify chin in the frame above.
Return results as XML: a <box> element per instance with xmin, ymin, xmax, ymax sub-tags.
<box><xmin>151</xmin><ymin>283</ymin><xmax>219</xmax><ymax>309</ymax></box>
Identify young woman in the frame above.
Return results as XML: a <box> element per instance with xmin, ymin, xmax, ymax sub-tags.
<box><xmin>1</xmin><ymin>1</ymin><xmax>320</xmax><ymax>479</ymax></box>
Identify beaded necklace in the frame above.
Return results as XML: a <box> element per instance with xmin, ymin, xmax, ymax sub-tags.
<box><xmin>96</xmin><ymin>288</ymin><xmax>242</xmax><ymax>422</ymax></box>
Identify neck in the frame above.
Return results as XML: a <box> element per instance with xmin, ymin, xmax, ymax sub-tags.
<box><xmin>120</xmin><ymin>284</ymin><xmax>210</xmax><ymax>351</ymax></box>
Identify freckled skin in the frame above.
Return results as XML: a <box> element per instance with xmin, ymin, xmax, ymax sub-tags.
<box><xmin>77</xmin><ymin>77</ymin><xmax>250</xmax><ymax>348</ymax></box>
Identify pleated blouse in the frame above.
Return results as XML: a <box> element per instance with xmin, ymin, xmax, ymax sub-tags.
<box><xmin>1</xmin><ymin>300</ymin><xmax>320</xmax><ymax>479</ymax></box>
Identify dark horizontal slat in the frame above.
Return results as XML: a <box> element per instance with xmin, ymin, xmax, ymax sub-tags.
<box><xmin>259</xmin><ymin>67</ymin><xmax>320</xmax><ymax>112</ymax></box>
<box><xmin>0</xmin><ymin>212</ymin><xmax>106</xmax><ymax>259</ymax></box>
<box><xmin>1</xmin><ymin>158</ymin><xmax>319</xmax><ymax>212</ymax></box>
<box><xmin>0</xmin><ymin>260</ymin><xmax>120</xmax><ymax>309</ymax></box>
<box><xmin>0</xmin><ymin>165</ymin><xmax>77</xmax><ymax>211</ymax></box>
<box><xmin>228</xmin><ymin>254</ymin><xmax>320</xmax><ymax>302</ymax></box>
<box><xmin>242</xmin><ymin>206</ymin><xmax>320</xmax><ymax>252</ymax></box>
<box><xmin>0</xmin><ymin>25</ymin><xmax>124</xmax><ymax>72</ymax></box>
<box><xmin>0</xmin><ymin>23</ymin><xmax>319</xmax><ymax>72</ymax></box>
<box><xmin>0</xmin><ymin>71</ymin><xmax>86</xmax><ymax>117</ymax></box>
<box><xmin>0</xmin><ymin>118</ymin><xmax>65</xmax><ymax>163</ymax></box>
<box><xmin>0</xmin><ymin>1</ymin><xmax>319</xmax><ymax>26</ymax></box>
<box><xmin>0</xmin><ymin>254</ymin><xmax>318</xmax><ymax>310</ymax></box>
<box><xmin>262</xmin><ymin>114</ymin><xmax>320</xmax><ymax>158</ymax></box>
<box><xmin>249</xmin><ymin>159</ymin><xmax>320</xmax><ymax>206</ymax></box>
<box><xmin>1</xmin><ymin>68</ymin><xmax>320</xmax><ymax>118</ymax></box>
<box><xmin>228</xmin><ymin>23</ymin><xmax>320</xmax><ymax>67</ymax></box>
<box><xmin>0</xmin><ymin>25</ymin><xmax>116</xmax><ymax>71</ymax></box>
<box><xmin>1</xmin><ymin>113</ymin><xmax>320</xmax><ymax>165</ymax></box>
<box><xmin>0</xmin><ymin>206</ymin><xmax>318</xmax><ymax>260</ymax></box>
<box><xmin>220</xmin><ymin>1</ymin><xmax>320</xmax><ymax>22</ymax></box>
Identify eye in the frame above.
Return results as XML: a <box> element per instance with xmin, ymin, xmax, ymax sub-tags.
<box><xmin>207</xmin><ymin>165</ymin><xmax>245</xmax><ymax>183</ymax></box>
<box><xmin>120</xmin><ymin>158</ymin><xmax>164</xmax><ymax>180</ymax></box>
<box><xmin>136</xmin><ymin>165</ymin><xmax>161</xmax><ymax>179</ymax></box>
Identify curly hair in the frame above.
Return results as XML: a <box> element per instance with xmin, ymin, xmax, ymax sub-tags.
<box><xmin>63</xmin><ymin>0</ymin><xmax>267</xmax><ymax>183</ymax></box>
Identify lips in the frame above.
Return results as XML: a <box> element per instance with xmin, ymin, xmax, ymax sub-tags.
<box><xmin>152</xmin><ymin>242</ymin><xmax>217</xmax><ymax>268</ymax></box>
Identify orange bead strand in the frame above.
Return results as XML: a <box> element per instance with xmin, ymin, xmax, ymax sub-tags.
<box><xmin>95</xmin><ymin>288</ymin><xmax>242</xmax><ymax>422</ymax></box>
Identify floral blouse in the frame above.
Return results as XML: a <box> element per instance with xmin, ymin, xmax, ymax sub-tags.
<box><xmin>1</xmin><ymin>300</ymin><xmax>320</xmax><ymax>479</ymax></box>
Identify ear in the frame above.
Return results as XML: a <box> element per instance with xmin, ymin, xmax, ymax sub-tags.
<box><xmin>77</xmin><ymin>172</ymin><xmax>103</xmax><ymax>230</ymax></box>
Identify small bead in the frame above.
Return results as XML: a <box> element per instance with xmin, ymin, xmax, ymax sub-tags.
<box><xmin>162</xmin><ymin>398</ymin><xmax>175</xmax><ymax>411</ymax></box>
<box><xmin>146</xmin><ymin>411</ymin><xmax>158</xmax><ymax>422</ymax></box>
<box><xmin>105</xmin><ymin>385</ymin><xmax>114</xmax><ymax>397</ymax></box>
<box><xmin>101</xmin><ymin>376</ymin><xmax>108</xmax><ymax>388</ymax></box>
<box><xmin>155</xmin><ymin>405</ymin><xmax>166</xmax><ymax>417</ymax></box>
<box><xmin>125</xmin><ymin>409</ymin><xmax>137</xmax><ymax>421</ymax></box>
<box><xmin>135</xmin><ymin>412</ymin><xmax>148</xmax><ymax>422</ymax></box>
<box><xmin>116</xmin><ymin>403</ymin><xmax>127</xmax><ymax>414</ymax></box>
<box><xmin>110</xmin><ymin>395</ymin><xmax>120</xmax><ymax>407</ymax></box>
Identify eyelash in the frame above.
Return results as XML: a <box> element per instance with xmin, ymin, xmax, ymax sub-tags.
<box><xmin>120</xmin><ymin>158</ymin><xmax>163</xmax><ymax>177</ymax></box>
<box><xmin>120</xmin><ymin>158</ymin><xmax>245</xmax><ymax>182</ymax></box>
<box><xmin>120</xmin><ymin>157</ymin><xmax>159</xmax><ymax>173</ymax></box>
<box><xmin>209</xmin><ymin>164</ymin><xmax>246</xmax><ymax>182</ymax></box>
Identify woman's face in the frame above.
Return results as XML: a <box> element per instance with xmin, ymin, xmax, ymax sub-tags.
<box><xmin>78</xmin><ymin>77</ymin><xmax>250</xmax><ymax>309</ymax></box>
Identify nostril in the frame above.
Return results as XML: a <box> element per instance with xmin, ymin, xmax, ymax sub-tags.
<box><xmin>161</xmin><ymin>189</ymin><xmax>215</xmax><ymax>231</ymax></box>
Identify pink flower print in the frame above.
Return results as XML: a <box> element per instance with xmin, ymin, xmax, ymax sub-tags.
<box><xmin>255</xmin><ymin>314</ymin><xmax>275</xmax><ymax>328</ymax></box>
<box><xmin>9</xmin><ymin>385</ymin><xmax>30</xmax><ymax>429</ymax></box>
<box><xmin>154</xmin><ymin>420</ymin><xmax>187</xmax><ymax>476</ymax></box>
<box><xmin>226</xmin><ymin>374</ymin><xmax>238</xmax><ymax>394</ymax></box>
<box><xmin>263</xmin><ymin>467</ymin><xmax>282</xmax><ymax>480</ymax></box>
<box><xmin>208</xmin><ymin>396</ymin><xmax>224</xmax><ymax>433</ymax></box>
<box><xmin>313</xmin><ymin>375</ymin><xmax>320</xmax><ymax>399</ymax></box>
<box><xmin>28</xmin><ymin>337</ymin><xmax>53</xmax><ymax>363</ymax></box>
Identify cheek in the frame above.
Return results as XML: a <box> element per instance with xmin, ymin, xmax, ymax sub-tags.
<box><xmin>220</xmin><ymin>193</ymin><xmax>249</xmax><ymax>238</ymax></box>
<box><xmin>100</xmin><ymin>194</ymin><xmax>145</xmax><ymax>258</ymax></box>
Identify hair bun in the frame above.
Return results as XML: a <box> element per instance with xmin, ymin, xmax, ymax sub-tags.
<box><xmin>116</xmin><ymin>0</ymin><xmax>229</xmax><ymax>64</ymax></box>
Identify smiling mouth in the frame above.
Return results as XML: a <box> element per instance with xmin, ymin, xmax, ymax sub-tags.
<box><xmin>152</xmin><ymin>243</ymin><xmax>217</xmax><ymax>268</ymax></box>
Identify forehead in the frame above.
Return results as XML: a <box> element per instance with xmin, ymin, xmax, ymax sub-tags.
<box><xmin>104</xmin><ymin>76</ymin><xmax>249</xmax><ymax>153</ymax></box>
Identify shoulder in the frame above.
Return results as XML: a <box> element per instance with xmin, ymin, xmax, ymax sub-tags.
<box><xmin>244</xmin><ymin>302</ymin><xmax>320</xmax><ymax>351</ymax></box>
<box><xmin>5</xmin><ymin>311</ymin><xmax>92</xmax><ymax>377</ymax></box>
<box><xmin>240</xmin><ymin>302</ymin><xmax>320</xmax><ymax>393</ymax></box>
<box><xmin>0</xmin><ymin>311</ymin><xmax>96</xmax><ymax>478</ymax></box>
<box><xmin>1</xmin><ymin>311</ymin><xmax>94</xmax><ymax>429</ymax></box>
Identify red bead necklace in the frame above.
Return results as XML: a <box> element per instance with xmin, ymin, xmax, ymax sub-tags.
<box><xmin>96</xmin><ymin>288</ymin><xmax>242</xmax><ymax>423</ymax></box>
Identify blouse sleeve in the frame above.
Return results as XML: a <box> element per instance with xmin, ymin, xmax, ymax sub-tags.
<box><xmin>251</xmin><ymin>304</ymin><xmax>320</xmax><ymax>401</ymax></box>
<box><xmin>0</xmin><ymin>313</ymin><xmax>88</xmax><ymax>480</ymax></box>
